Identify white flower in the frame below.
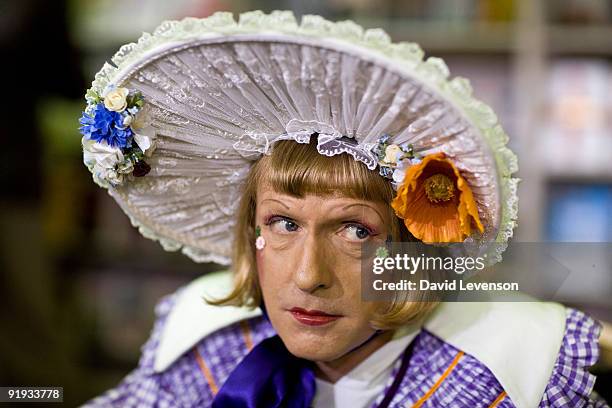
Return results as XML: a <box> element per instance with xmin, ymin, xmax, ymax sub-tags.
<box><xmin>131</xmin><ymin>105</ymin><xmax>157</xmax><ymax>157</ymax></box>
<box><xmin>90</xmin><ymin>167</ymin><xmax>110</xmax><ymax>188</ymax></box>
<box><xmin>89</xmin><ymin>162</ymin><xmax>125</xmax><ymax>188</ymax></box>
<box><xmin>134</xmin><ymin>133</ymin><xmax>155</xmax><ymax>156</ymax></box>
<box><xmin>92</xmin><ymin>164</ymin><xmax>125</xmax><ymax>187</ymax></box>
<box><xmin>107</xmin><ymin>172</ymin><xmax>124</xmax><ymax>185</ymax></box>
<box><xmin>103</xmin><ymin>87</ymin><xmax>129</xmax><ymax>112</ymax></box>
<box><xmin>383</xmin><ymin>144</ymin><xmax>402</xmax><ymax>164</ymax></box>
<box><xmin>122</xmin><ymin>114</ymin><xmax>133</xmax><ymax>127</ymax></box>
<box><xmin>82</xmin><ymin>138</ymin><xmax>126</xmax><ymax>186</ymax></box>
<box><xmin>389</xmin><ymin>154</ymin><xmax>419</xmax><ymax>185</ymax></box>
<box><xmin>117</xmin><ymin>158</ymin><xmax>134</xmax><ymax>174</ymax></box>
<box><xmin>82</xmin><ymin>138</ymin><xmax>124</xmax><ymax>169</ymax></box>
<box><xmin>392</xmin><ymin>168</ymin><xmax>406</xmax><ymax>184</ymax></box>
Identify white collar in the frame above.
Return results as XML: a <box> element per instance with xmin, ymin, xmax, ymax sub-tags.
<box><xmin>312</xmin><ymin>330</ymin><xmax>418</xmax><ymax>408</ymax></box>
<box><xmin>154</xmin><ymin>271</ymin><xmax>566</xmax><ymax>408</ymax></box>
<box><xmin>341</xmin><ymin>327</ymin><xmax>420</xmax><ymax>383</ymax></box>
<box><xmin>154</xmin><ymin>271</ymin><xmax>262</xmax><ymax>373</ymax></box>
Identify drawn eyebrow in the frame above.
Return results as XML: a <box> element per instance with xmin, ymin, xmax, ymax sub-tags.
<box><xmin>341</xmin><ymin>203</ymin><xmax>385</xmax><ymax>225</ymax></box>
<box><xmin>260</xmin><ymin>198</ymin><xmax>385</xmax><ymax>225</ymax></box>
<box><xmin>260</xmin><ymin>198</ymin><xmax>291</xmax><ymax>210</ymax></box>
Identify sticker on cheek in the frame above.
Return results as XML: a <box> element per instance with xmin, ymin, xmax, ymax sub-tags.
<box><xmin>255</xmin><ymin>225</ymin><xmax>266</xmax><ymax>250</ymax></box>
<box><xmin>255</xmin><ymin>236</ymin><xmax>266</xmax><ymax>250</ymax></box>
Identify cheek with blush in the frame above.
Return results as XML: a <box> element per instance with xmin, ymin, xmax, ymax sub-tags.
<box><xmin>256</xmin><ymin>247</ymin><xmax>263</xmax><ymax>280</ymax></box>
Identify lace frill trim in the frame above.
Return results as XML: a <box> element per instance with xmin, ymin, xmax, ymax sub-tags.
<box><xmin>87</xmin><ymin>10</ymin><xmax>518</xmax><ymax>265</ymax></box>
<box><xmin>539</xmin><ymin>308</ymin><xmax>603</xmax><ymax>407</ymax></box>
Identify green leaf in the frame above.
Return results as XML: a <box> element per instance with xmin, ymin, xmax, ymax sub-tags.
<box><xmin>375</xmin><ymin>246</ymin><xmax>389</xmax><ymax>258</ymax></box>
<box><xmin>85</xmin><ymin>89</ymin><xmax>101</xmax><ymax>104</ymax></box>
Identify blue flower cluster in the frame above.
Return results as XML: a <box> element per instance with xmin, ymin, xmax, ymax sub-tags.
<box><xmin>79</xmin><ymin>103</ymin><xmax>133</xmax><ymax>148</ymax></box>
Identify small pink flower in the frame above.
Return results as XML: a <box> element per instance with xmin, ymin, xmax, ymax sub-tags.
<box><xmin>255</xmin><ymin>236</ymin><xmax>266</xmax><ymax>250</ymax></box>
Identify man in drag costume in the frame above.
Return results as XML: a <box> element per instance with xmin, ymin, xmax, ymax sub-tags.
<box><xmin>78</xmin><ymin>10</ymin><xmax>608</xmax><ymax>407</ymax></box>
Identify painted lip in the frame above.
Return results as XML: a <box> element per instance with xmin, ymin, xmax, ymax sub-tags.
<box><xmin>289</xmin><ymin>307</ymin><xmax>342</xmax><ymax>326</ymax></box>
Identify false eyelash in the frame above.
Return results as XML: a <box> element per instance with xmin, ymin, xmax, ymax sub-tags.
<box><xmin>265</xmin><ymin>215</ymin><xmax>379</xmax><ymax>238</ymax></box>
<box><xmin>343</xmin><ymin>220</ymin><xmax>379</xmax><ymax>236</ymax></box>
<box><xmin>263</xmin><ymin>214</ymin><xmax>295</xmax><ymax>226</ymax></box>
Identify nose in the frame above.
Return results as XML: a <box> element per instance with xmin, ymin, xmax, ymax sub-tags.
<box><xmin>293</xmin><ymin>232</ymin><xmax>333</xmax><ymax>293</ymax></box>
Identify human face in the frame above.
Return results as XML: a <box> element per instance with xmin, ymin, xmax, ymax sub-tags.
<box><xmin>255</xmin><ymin>184</ymin><xmax>391</xmax><ymax>362</ymax></box>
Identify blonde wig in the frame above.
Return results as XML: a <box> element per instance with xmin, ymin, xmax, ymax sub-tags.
<box><xmin>208</xmin><ymin>136</ymin><xmax>438</xmax><ymax>330</ymax></box>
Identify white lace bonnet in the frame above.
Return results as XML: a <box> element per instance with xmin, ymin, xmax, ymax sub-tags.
<box><xmin>79</xmin><ymin>10</ymin><xmax>519</xmax><ymax>266</ymax></box>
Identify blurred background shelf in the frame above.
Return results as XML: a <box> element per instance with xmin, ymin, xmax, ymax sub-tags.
<box><xmin>347</xmin><ymin>19</ymin><xmax>518</xmax><ymax>53</ymax></box>
<box><xmin>548</xmin><ymin>24</ymin><xmax>612</xmax><ymax>55</ymax></box>
<box><xmin>1</xmin><ymin>0</ymin><xmax>611</xmax><ymax>405</ymax></box>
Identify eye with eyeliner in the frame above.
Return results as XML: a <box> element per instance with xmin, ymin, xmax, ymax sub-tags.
<box><xmin>264</xmin><ymin>214</ymin><xmax>295</xmax><ymax>226</ymax></box>
<box><xmin>342</xmin><ymin>220</ymin><xmax>379</xmax><ymax>236</ymax></box>
<box><xmin>340</xmin><ymin>222</ymin><xmax>379</xmax><ymax>242</ymax></box>
<box><xmin>263</xmin><ymin>213</ymin><xmax>378</xmax><ymax>242</ymax></box>
<box><xmin>263</xmin><ymin>214</ymin><xmax>299</xmax><ymax>234</ymax></box>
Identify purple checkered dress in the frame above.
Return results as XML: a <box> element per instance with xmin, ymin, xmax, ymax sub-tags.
<box><xmin>82</xmin><ymin>290</ymin><xmax>609</xmax><ymax>407</ymax></box>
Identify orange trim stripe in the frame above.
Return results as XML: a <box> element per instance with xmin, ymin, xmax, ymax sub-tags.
<box><xmin>488</xmin><ymin>391</ymin><xmax>507</xmax><ymax>408</ymax></box>
<box><xmin>194</xmin><ymin>347</ymin><xmax>219</xmax><ymax>395</ymax></box>
<box><xmin>240</xmin><ymin>320</ymin><xmax>254</xmax><ymax>351</ymax></box>
<box><xmin>412</xmin><ymin>351</ymin><xmax>464</xmax><ymax>408</ymax></box>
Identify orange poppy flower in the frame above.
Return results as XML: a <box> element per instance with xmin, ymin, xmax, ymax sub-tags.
<box><xmin>391</xmin><ymin>152</ymin><xmax>484</xmax><ymax>243</ymax></box>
